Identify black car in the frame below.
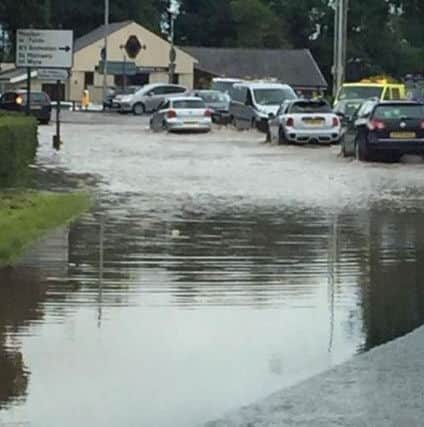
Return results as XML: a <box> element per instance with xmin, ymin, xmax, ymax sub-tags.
<box><xmin>341</xmin><ymin>100</ymin><xmax>424</xmax><ymax>161</ymax></box>
<box><xmin>0</xmin><ymin>90</ymin><xmax>52</xmax><ymax>124</ymax></box>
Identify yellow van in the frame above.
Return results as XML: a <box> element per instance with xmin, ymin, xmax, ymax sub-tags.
<box><xmin>335</xmin><ymin>80</ymin><xmax>407</xmax><ymax>105</ymax></box>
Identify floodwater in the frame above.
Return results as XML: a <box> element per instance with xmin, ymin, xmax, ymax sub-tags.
<box><xmin>2</xmin><ymin>115</ymin><xmax>424</xmax><ymax>426</ymax></box>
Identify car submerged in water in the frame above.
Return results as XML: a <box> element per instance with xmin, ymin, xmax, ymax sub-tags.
<box><xmin>229</xmin><ymin>82</ymin><xmax>297</xmax><ymax>133</ymax></box>
<box><xmin>268</xmin><ymin>99</ymin><xmax>342</xmax><ymax>145</ymax></box>
<box><xmin>341</xmin><ymin>100</ymin><xmax>424</xmax><ymax>161</ymax></box>
<box><xmin>0</xmin><ymin>90</ymin><xmax>52</xmax><ymax>124</ymax></box>
<box><xmin>149</xmin><ymin>97</ymin><xmax>212</xmax><ymax>133</ymax></box>
<box><xmin>190</xmin><ymin>90</ymin><xmax>231</xmax><ymax>124</ymax></box>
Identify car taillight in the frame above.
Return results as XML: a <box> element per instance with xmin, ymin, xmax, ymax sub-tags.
<box><xmin>420</xmin><ymin>121</ymin><xmax>424</xmax><ymax>129</ymax></box>
<box><xmin>167</xmin><ymin>110</ymin><xmax>177</xmax><ymax>118</ymax></box>
<box><xmin>332</xmin><ymin>117</ymin><xmax>339</xmax><ymax>127</ymax></box>
<box><xmin>368</xmin><ymin>119</ymin><xmax>386</xmax><ymax>131</ymax></box>
<box><xmin>286</xmin><ymin>117</ymin><xmax>294</xmax><ymax>127</ymax></box>
<box><xmin>204</xmin><ymin>109</ymin><xmax>212</xmax><ymax>117</ymax></box>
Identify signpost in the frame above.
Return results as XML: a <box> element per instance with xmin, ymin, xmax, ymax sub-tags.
<box><xmin>16</xmin><ymin>29</ymin><xmax>73</xmax><ymax>69</ymax></box>
<box><xmin>37</xmin><ymin>68</ymin><xmax>69</xmax><ymax>81</ymax></box>
<box><xmin>16</xmin><ymin>29</ymin><xmax>73</xmax><ymax>150</ymax></box>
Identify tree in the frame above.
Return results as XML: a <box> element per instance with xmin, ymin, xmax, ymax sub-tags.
<box><xmin>230</xmin><ymin>0</ymin><xmax>290</xmax><ymax>48</ymax></box>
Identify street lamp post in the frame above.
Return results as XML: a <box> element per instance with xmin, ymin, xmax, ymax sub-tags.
<box><xmin>102</xmin><ymin>0</ymin><xmax>109</xmax><ymax>109</ymax></box>
<box><xmin>119</xmin><ymin>44</ymin><xmax>127</xmax><ymax>93</ymax></box>
<box><xmin>166</xmin><ymin>0</ymin><xmax>180</xmax><ymax>84</ymax></box>
<box><xmin>332</xmin><ymin>0</ymin><xmax>349</xmax><ymax>97</ymax></box>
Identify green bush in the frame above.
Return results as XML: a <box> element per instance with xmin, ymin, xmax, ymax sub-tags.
<box><xmin>0</xmin><ymin>113</ymin><xmax>38</xmax><ymax>188</ymax></box>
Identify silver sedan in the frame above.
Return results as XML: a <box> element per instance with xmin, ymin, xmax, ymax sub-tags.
<box><xmin>150</xmin><ymin>97</ymin><xmax>212</xmax><ymax>133</ymax></box>
<box><xmin>269</xmin><ymin>99</ymin><xmax>342</xmax><ymax>145</ymax></box>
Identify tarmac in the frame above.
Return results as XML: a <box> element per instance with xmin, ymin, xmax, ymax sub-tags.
<box><xmin>205</xmin><ymin>326</ymin><xmax>424</xmax><ymax>426</ymax></box>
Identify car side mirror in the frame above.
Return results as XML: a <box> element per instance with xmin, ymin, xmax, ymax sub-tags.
<box><xmin>147</xmin><ymin>92</ymin><xmax>153</xmax><ymax>97</ymax></box>
<box><xmin>268</xmin><ymin>113</ymin><xmax>276</xmax><ymax>120</ymax></box>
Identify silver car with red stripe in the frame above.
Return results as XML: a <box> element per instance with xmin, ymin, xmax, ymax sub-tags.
<box><xmin>268</xmin><ymin>99</ymin><xmax>342</xmax><ymax>145</ymax></box>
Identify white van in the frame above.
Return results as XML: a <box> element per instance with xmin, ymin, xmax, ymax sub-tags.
<box><xmin>229</xmin><ymin>82</ymin><xmax>297</xmax><ymax>132</ymax></box>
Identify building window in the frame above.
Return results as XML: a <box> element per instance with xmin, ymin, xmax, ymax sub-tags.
<box><xmin>84</xmin><ymin>72</ymin><xmax>94</xmax><ymax>88</ymax></box>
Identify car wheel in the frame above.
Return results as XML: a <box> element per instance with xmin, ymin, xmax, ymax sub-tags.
<box><xmin>278</xmin><ymin>127</ymin><xmax>287</xmax><ymax>145</ymax></box>
<box><xmin>355</xmin><ymin>136</ymin><xmax>371</xmax><ymax>162</ymax></box>
<box><xmin>133</xmin><ymin>103</ymin><xmax>145</xmax><ymax>116</ymax></box>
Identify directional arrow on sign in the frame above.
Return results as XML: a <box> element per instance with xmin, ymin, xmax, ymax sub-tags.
<box><xmin>59</xmin><ymin>46</ymin><xmax>71</xmax><ymax>52</ymax></box>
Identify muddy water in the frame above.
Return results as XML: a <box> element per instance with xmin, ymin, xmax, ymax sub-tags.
<box><xmin>1</xmin><ymin>121</ymin><xmax>424</xmax><ymax>426</ymax></box>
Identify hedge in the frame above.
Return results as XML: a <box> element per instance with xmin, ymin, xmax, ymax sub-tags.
<box><xmin>0</xmin><ymin>112</ymin><xmax>38</xmax><ymax>188</ymax></box>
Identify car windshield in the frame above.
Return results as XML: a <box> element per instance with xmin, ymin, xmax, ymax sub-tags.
<box><xmin>211</xmin><ymin>81</ymin><xmax>237</xmax><ymax>93</ymax></box>
<box><xmin>173</xmin><ymin>100</ymin><xmax>205</xmax><ymax>109</ymax></box>
<box><xmin>373</xmin><ymin>105</ymin><xmax>424</xmax><ymax>120</ymax></box>
<box><xmin>198</xmin><ymin>92</ymin><xmax>228</xmax><ymax>103</ymax></box>
<box><xmin>291</xmin><ymin>101</ymin><xmax>332</xmax><ymax>114</ymax></box>
<box><xmin>338</xmin><ymin>86</ymin><xmax>383</xmax><ymax>101</ymax></box>
<box><xmin>253</xmin><ymin>88</ymin><xmax>296</xmax><ymax>106</ymax></box>
<box><xmin>20</xmin><ymin>92</ymin><xmax>49</xmax><ymax>103</ymax></box>
<box><xmin>117</xmin><ymin>86</ymin><xmax>140</xmax><ymax>95</ymax></box>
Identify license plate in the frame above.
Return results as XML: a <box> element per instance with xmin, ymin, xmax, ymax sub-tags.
<box><xmin>390</xmin><ymin>131</ymin><xmax>416</xmax><ymax>139</ymax></box>
<box><xmin>304</xmin><ymin>119</ymin><xmax>324</xmax><ymax>126</ymax></box>
<box><xmin>32</xmin><ymin>106</ymin><xmax>41</xmax><ymax>110</ymax></box>
<box><xmin>184</xmin><ymin>121</ymin><xmax>198</xmax><ymax>125</ymax></box>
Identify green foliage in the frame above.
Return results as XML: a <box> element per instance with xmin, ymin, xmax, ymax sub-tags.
<box><xmin>1</xmin><ymin>0</ymin><xmax>424</xmax><ymax>81</ymax></box>
<box><xmin>0</xmin><ymin>191</ymin><xmax>91</xmax><ymax>265</ymax></box>
<box><xmin>0</xmin><ymin>114</ymin><xmax>38</xmax><ymax>188</ymax></box>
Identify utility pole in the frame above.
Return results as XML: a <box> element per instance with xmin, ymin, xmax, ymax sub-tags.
<box><xmin>167</xmin><ymin>0</ymin><xmax>180</xmax><ymax>84</ymax></box>
<box><xmin>332</xmin><ymin>0</ymin><xmax>349</xmax><ymax>97</ymax></box>
<box><xmin>102</xmin><ymin>0</ymin><xmax>109</xmax><ymax>109</ymax></box>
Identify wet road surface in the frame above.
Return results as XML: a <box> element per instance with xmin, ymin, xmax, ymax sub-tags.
<box><xmin>1</xmin><ymin>115</ymin><xmax>424</xmax><ymax>426</ymax></box>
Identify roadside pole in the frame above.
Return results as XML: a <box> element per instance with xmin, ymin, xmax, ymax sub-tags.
<box><xmin>332</xmin><ymin>0</ymin><xmax>349</xmax><ymax>97</ymax></box>
<box><xmin>102</xmin><ymin>0</ymin><xmax>109</xmax><ymax>110</ymax></box>
<box><xmin>53</xmin><ymin>79</ymin><xmax>61</xmax><ymax>150</ymax></box>
<box><xmin>26</xmin><ymin>67</ymin><xmax>31</xmax><ymax>115</ymax></box>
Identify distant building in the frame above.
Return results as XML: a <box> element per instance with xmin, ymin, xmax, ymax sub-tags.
<box><xmin>0</xmin><ymin>21</ymin><xmax>197</xmax><ymax>104</ymax></box>
<box><xmin>183</xmin><ymin>47</ymin><xmax>328</xmax><ymax>96</ymax></box>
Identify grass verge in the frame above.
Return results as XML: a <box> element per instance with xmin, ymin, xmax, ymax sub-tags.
<box><xmin>0</xmin><ymin>191</ymin><xmax>91</xmax><ymax>265</ymax></box>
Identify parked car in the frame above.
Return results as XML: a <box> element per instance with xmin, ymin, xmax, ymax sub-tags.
<box><xmin>0</xmin><ymin>90</ymin><xmax>52</xmax><ymax>124</ymax></box>
<box><xmin>190</xmin><ymin>90</ymin><xmax>231</xmax><ymax>124</ymax></box>
<box><xmin>112</xmin><ymin>83</ymin><xmax>187</xmax><ymax>115</ymax></box>
<box><xmin>149</xmin><ymin>97</ymin><xmax>212</xmax><ymax>133</ymax></box>
<box><xmin>211</xmin><ymin>78</ymin><xmax>243</xmax><ymax>95</ymax></box>
<box><xmin>229</xmin><ymin>82</ymin><xmax>297</xmax><ymax>133</ymax></box>
<box><xmin>334</xmin><ymin>81</ymin><xmax>407</xmax><ymax>107</ymax></box>
<box><xmin>103</xmin><ymin>86</ymin><xmax>140</xmax><ymax>110</ymax></box>
<box><xmin>268</xmin><ymin>99</ymin><xmax>342</xmax><ymax>145</ymax></box>
<box><xmin>341</xmin><ymin>100</ymin><xmax>424</xmax><ymax>161</ymax></box>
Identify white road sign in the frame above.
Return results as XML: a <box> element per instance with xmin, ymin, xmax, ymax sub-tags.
<box><xmin>37</xmin><ymin>68</ymin><xmax>69</xmax><ymax>81</ymax></box>
<box><xmin>16</xmin><ymin>29</ymin><xmax>73</xmax><ymax>69</ymax></box>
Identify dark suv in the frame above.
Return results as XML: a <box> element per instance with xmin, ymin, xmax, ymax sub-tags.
<box><xmin>0</xmin><ymin>90</ymin><xmax>52</xmax><ymax>124</ymax></box>
<box><xmin>341</xmin><ymin>100</ymin><xmax>424</xmax><ymax>161</ymax></box>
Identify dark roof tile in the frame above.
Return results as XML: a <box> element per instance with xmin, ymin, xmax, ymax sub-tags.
<box><xmin>74</xmin><ymin>21</ymin><xmax>132</xmax><ymax>52</ymax></box>
<box><xmin>183</xmin><ymin>47</ymin><xmax>327</xmax><ymax>88</ymax></box>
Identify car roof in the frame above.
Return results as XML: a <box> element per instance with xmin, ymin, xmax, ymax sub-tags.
<box><xmin>193</xmin><ymin>90</ymin><xmax>223</xmax><ymax>93</ymax></box>
<box><xmin>235</xmin><ymin>82</ymin><xmax>292</xmax><ymax>90</ymax></box>
<box><xmin>170</xmin><ymin>96</ymin><xmax>204</xmax><ymax>102</ymax></box>
<box><xmin>140</xmin><ymin>83</ymin><xmax>184</xmax><ymax>91</ymax></box>
<box><xmin>376</xmin><ymin>100</ymin><xmax>423</xmax><ymax>106</ymax></box>
<box><xmin>213</xmin><ymin>78</ymin><xmax>242</xmax><ymax>82</ymax></box>
<box><xmin>342</xmin><ymin>83</ymin><xmax>403</xmax><ymax>88</ymax></box>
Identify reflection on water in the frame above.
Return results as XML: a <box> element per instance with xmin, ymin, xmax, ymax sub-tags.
<box><xmin>1</xmin><ymin>200</ymin><xmax>424</xmax><ymax>425</ymax></box>
<box><xmin>0</xmin><ymin>267</ymin><xmax>47</xmax><ymax>409</ymax></box>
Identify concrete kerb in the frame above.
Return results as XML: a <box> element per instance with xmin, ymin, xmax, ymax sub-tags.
<box><xmin>205</xmin><ymin>326</ymin><xmax>424</xmax><ymax>426</ymax></box>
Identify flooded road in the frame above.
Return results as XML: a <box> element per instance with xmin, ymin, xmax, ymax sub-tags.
<box><xmin>2</xmin><ymin>115</ymin><xmax>424</xmax><ymax>426</ymax></box>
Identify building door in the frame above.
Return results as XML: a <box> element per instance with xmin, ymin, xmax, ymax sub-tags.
<box><xmin>42</xmin><ymin>83</ymin><xmax>65</xmax><ymax>101</ymax></box>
